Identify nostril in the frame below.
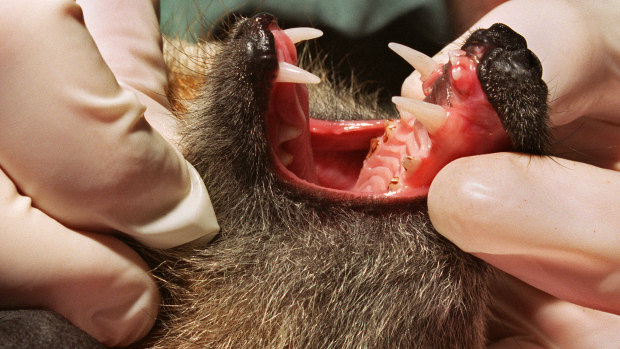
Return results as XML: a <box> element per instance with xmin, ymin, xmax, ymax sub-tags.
<box><xmin>528</xmin><ymin>51</ymin><xmax>544</xmax><ymax>78</ymax></box>
<box><xmin>232</xmin><ymin>13</ymin><xmax>278</xmax><ymax>40</ymax></box>
<box><xmin>252</xmin><ymin>13</ymin><xmax>277</xmax><ymax>27</ymax></box>
<box><xmin>504</xmin><ymin>49</ymin><xmax>543</xmax><ymax>78</ymax></box>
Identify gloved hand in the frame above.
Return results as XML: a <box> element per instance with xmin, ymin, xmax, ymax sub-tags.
<box><xmin>0</xmin><ymin>0</ymin><xmax>218</xmax><ymax>346</ymax></box>
<box><xmin>402</xmin><ymin>0</ymin><xmax>620</xmax><ymax>347</ymax></box>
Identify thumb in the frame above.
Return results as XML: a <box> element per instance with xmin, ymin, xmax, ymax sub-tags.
<box><xmin>428</xmin><ymin>153</ymin><xmax>620</xmax><ymax>314</ymax></box>
<box><xmin>0</xmin><ymin>168</ymin><xmax>160</xmax><ymax>347</ymax></box>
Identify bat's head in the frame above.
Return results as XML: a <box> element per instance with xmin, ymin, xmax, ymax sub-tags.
<box><xmin>180</xmin><ymin>14</ymin><xmax>548</xmax><ymax>206</ymax></box>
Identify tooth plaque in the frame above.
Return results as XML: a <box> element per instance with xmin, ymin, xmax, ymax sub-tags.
<box><xmin>367</xmin><ymin>138</ymin><xmax>380</xmax><ymax>159</ymax></box>
<box><xmin>401</xmin><ymin>156</ymin><xmax>421</xmax><ymax>173</ymax></box>
<box><xmin>388</xmin><ymin>176</ymin><xmax>402</xmax><ymax>191</ymax></box>
<box><xmin>275</xmin><ymin>62</ymin><xmax>321</xmax><ymax>84</ymax></box>
<box><xmin>383</xmin><ymin>121</ymin><xmax>397</xmax><ymax>142</ymax></box>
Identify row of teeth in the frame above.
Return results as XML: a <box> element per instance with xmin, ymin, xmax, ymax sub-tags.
<box><xmin>275</xmin><ymin>28</ymin><xmax>323</xmax><ymax>166</ymax></box>
<box><xmin>276</xmin><ymin>28</ymin><xmax>449</xmax><ymax>137</ymax></box>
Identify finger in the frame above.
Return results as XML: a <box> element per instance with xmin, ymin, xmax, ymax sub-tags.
<box><xmin>0</xmin><ymin>168</ymin><xmax>160</xmax><ymax>347</ymax></box>
<box><xmin>0</xmin><ymin>0</ymin><xmax>190</xmax><ymax>234</ymax></box>
<box><xmin>77</xmin><ymin>0</ymin><xmax>180</xmax><ymax>144</ymax></box>
<box><xmin>428</xmin><ymin>153</ymin><xmax>620</xmax><ymax>314</ymax></box>
<box><xmin>488</xmin><ymin>273</ymin><xmax>620</xmax><ymax>348</ymax></box>
<box><xmin>73</xmin><ymin>0</ymin><xmax>220</xmax><ymax>248</ymax></box>
<box><xmin>402</xmin><ymin>0</ymin><xmax>619</xmax><ymax>127</ymax></box>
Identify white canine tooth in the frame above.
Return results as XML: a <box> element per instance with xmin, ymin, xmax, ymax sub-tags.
<box><xmin>275</xmin><ymin>62</ymin><xmax>321</xmax><ymax>84</ymax></box>
<box><xmin>279</xmin><ymin>126</ymin><xmax>302</xmax><ymax>144</ymax></box>
<box><xmin>283</xmin><ymin>27</ymin><xmax>324</xmax><ymax>44</ymax></box>
<box><xmin>392</xmin><ymin>96</ymin><xmax>448</xmax><ymax>134</ymax></box>
<box><xmin>388</xmin><ymin>42</ymin><xmax>439</xmax><ymax>81</ymax></box>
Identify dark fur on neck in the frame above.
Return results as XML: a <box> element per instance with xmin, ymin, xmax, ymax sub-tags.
<box><xmin>136</xmin><ymin>14</ymin><xmax>496</xmax><ymax>348</ymax></box>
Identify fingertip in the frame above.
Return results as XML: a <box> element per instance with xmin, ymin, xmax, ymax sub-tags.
<box><xmin>427</xmin><ymin>157</ymin><xmax>473</xmax><ymax>246</ymax></box>
<box><xmin>428</xmin><ymin>154</ymin><xmax>516</xmax><ymax>252</ymax></box>
<box><xmin>87</xmin><ymin>271</ymin><xmax>160</xmax><ymax>347</ymax></box>
<box><xmin>43</xmin><ymin>232</ymin><xmax>161</xmax><ymax>347</ymax></box>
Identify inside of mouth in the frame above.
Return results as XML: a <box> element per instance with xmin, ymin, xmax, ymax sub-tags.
<box><xmin>266</xmin><ymin>26</ymin><xmax>511</xmax><ymax>199</ymax></box>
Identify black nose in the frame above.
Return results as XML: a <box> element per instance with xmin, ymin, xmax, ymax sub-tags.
<box><xmin>470</xmin><ymin>24</ymin><xmax>550</xmax><ymax>156</ymax></box>
<box><xmin>462</xmin><ymin>23</ymin><xmax>528</xmax><ymax>53</ymax></box>
<box><xmin>225</xmin><ymin>13</ymin><xmax>279</xmax><ymax>84</ymax></box>
<box><xmin>482</xmin><ymin>48</ymin><xmax>543</xmax><ymax>80</ymax></box>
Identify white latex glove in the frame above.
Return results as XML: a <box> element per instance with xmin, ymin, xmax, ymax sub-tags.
<box><xmin>403</xmin><ymin>0</ymin><xmax>620</xmax><ymax>347</ymax></box>
<box><xmin>0</xmin><ymin>0</ymin><xmax>219</xmax><ymax>346</ymax></box>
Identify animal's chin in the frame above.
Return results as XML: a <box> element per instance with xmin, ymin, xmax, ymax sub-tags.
<box><xmin>265</xmin><ymin>23</ymin><xmax>512</xmax><ymax>202</ymax></box>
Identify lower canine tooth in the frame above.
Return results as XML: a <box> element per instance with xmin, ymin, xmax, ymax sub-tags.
<box><xmin>283</xmin><ymin>28</ymin><xmax>324</xmax><ymax>44</ymax></box>
<box><xmin>275</xmin><ymin>62</ymin><xmax>321</xmax><ymax>84</ymax></box>
<box><xmin>391</xmin><ymin>96</ymin><xmax>448</xmax><ymax>134</ymax></box>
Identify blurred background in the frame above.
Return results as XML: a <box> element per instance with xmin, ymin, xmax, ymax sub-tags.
<box><xmin>160</xmin><ymin>0</ymin><xmax>506</xmax><ymax>103</ymax></box>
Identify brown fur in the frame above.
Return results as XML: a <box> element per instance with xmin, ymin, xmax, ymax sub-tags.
<box><xmin>134</xmin><ymin>15</ymin><xmax>548</xmax><ymax>349</ymax></box>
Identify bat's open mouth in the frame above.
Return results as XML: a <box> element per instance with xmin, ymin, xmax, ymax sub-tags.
<box><xmin>260</xmin><ymin>15</ymin><xmax>513</xmax><ymax>201</ymax></box>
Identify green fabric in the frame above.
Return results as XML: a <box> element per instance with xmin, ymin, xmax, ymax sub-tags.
<box><xmin>161</xmin><ymin>0</ymin><xmax>448</xmax><ymax>39</ymax></box>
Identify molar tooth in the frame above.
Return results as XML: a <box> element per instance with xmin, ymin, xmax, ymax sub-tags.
<box><xmin>388</xmin><ymin>176</ymin><xmax>402</xmax><ymax>191</ymax></box>
<box><xmin>283</xmin><ymin>27</ymin><xmax>324</xmax><ymax>44</ymax></box>
<box><xmin>388</xmin><ymin>43</ymin><xmax>439</xmax><ymax>81</ymax></box>
<box><xmin>449</xmin><ymin>51</ymin><xmax>458</xmax><ymax>66</ymax></box>
<box><xmin>278</xmin><ymin>152</ymin><xmax>293</xmax><ymax>167</ymax></box>
<box><xmin>279</xmin><ymin>126</ymin><xmax>302</xmax><ymax>144</ymax></box>
<box><xmin>392</xmin><ymin>96</ymin><xmax>448</xmax><ymax>134</ymax></box>
<box><xmin>402</xmin><ymin>156</ymin><xmax>421</xmax><ymax>173</ymax></box>
<box><xmin>275</xmin><ymin>62</ymin><xmax>321</xmax><ymax>84</ymax></box>
<box><xmin>366</xmin><ymin>138</ymin><xmax>380</xmax><ymax>159</ymax></box>
<box><xmin>383</xmin><ymin>120</ymin><xmax>397</xmax><ymax>142</ymax></box>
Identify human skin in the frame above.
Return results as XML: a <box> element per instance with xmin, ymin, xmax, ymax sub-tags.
<box><xmin>0</xmin><ymin>0</ymin><xmax>218</xmax><ymax>346</ymax></box>
<box><xmin>413</xmin><ymin>0</ymin><xmax>620</xmax><ymax>346</ymax></box>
